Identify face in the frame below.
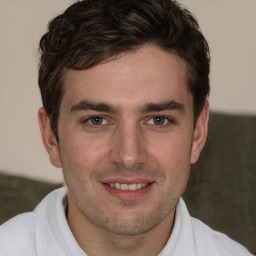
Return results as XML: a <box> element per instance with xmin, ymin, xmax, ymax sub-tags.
<box><xmin>39</xmin><ymin>45</ymin><xmax>208</xmax><ymax>237</ymax></box>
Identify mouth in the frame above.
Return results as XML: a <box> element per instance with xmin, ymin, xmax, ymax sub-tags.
<box><xmin>102</xmin><ymin>181</ymin><xmax>154</xmax><ymax>200</ymax></box>
<box><xmin>105</xmin><ymin>182</ymin><xmax>150</xmax><ymax>191</ymax></box>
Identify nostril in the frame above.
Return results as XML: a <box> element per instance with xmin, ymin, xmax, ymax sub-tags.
<box><xmin>112</xmin><ymin>160</ymin><xmax>145</xmax><ymax>173</ymax></box>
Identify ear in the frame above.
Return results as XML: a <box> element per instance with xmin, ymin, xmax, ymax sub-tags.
<box><xmin>38</xmin><ymin>107</ymin><xmax>62</xmax><ymax>168</ymax></box>
<box><xmin>190</xmin><ymin>101</ymin><xmax>209</xmax><ymax>164</ymax></box>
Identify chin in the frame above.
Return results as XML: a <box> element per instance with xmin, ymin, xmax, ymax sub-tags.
<box><xmin>98</xmin><ymin>206</ymin><xmax>172</xmax><ymax>236</ymax></box>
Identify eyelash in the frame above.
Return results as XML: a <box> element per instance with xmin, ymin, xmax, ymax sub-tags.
<box><xmin>81</xmin><ymin>115</ymin><xmax>174</xmax><ymax>128</ymax></box>
<box><xmin>146</xmin><ymin>116</ymin><xmax>174</xmax><ymax>127</ymax></box>
<box><xmin>81</xmin><ymin>116</ymin><xmax>110</xmax><ymax>126</ymax></box>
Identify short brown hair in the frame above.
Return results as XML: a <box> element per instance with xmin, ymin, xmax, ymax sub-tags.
<box><xmin>38</xmin><ymin>0</ymin><xmax>210</xmax><ymax>138</ymax></box>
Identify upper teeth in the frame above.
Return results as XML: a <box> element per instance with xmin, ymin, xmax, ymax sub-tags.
<box><xmin>108</xmin><ymin>183</ymin><xmax>148</xmax><ymax>191</ymax></box>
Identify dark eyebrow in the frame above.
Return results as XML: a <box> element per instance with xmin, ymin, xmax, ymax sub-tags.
<box><xmin>70</xmin><ymin>99</ymin><xmax>184</xmax><ymax>114</ymax></box>
<box><xmin>140</xmin><ymin>100</ymin><xmax>185</xmax><ymax>113</ymax></box>
<box><xmin>70</xmin><ymin>100</ymin><xmax>117</xmax><ymax>113</ymax></box>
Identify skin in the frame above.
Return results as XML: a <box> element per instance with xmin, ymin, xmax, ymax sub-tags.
<box><xmin>39</xmin><ymin>44</ymin><xmax>209</xmax><ymax>256</ymax></box>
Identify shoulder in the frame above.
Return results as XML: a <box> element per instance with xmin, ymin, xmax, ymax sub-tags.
<box><xmin>0</xmin><ymin>212</ymin><xmax>37</xmax><ymax>255</ymax></box>
<box><xmin>191</xmin><ymin>217</ymin><xmax>254</xmax><ymax>256</ymax></box>
<box><xmin>0</xmin><ymin>187</ymin><xmax>67</xmax><ymax>256</ymax></box>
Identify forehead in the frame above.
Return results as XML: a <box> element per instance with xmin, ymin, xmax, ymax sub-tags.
<box><xmin>62</xmin><ymin>45</ymin><xmax>191</xmax><ymax>110</ymax></box>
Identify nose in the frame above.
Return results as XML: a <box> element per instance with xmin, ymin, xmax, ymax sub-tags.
<box><xmin>109</xmin><ymin>123</ymin><xmax>148</xmax><ymax>170</ymax></box>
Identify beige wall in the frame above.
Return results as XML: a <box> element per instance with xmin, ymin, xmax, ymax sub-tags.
<box><xmin>0</xmin><ymin>0</ymin><xmax>255</xmax><ymax>182</ymax></box>
<box><xmin>181</xmin><ymin>0</ymin><xmax>256</xmax><ymax>113</ymax></box>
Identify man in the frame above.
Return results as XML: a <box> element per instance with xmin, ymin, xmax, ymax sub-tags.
<box><xmin>0</xmin><ymin>0</ymin><xmax>253</xmax><ymax>255</ymax></box>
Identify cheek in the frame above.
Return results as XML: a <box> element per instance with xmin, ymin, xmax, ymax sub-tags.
<box><xmin>149</xmin><ymin>134</ymin><xmax>192</xmax><ymax>191</ymax></box>
<box><xmin>150</xmin><ymin>134</ymin><xmax>192</xmax><ymax>169</ymax></box>
<box><xmin>60</xmin><ymin>134</ymin><xmax>109</xmax><ymax>175</ymax></box>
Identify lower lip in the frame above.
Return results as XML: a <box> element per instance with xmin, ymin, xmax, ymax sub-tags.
<box><xmin>102</xmin><ymin>183</ymin><xmax>153</xmax><ymax>200</ymax></box>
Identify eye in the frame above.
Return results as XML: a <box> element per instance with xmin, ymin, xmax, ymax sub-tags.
<box><xmin>148</xmin><ymin>116</ymin><xmax>169</xmax><ymax>126</ymax></box>
<box><xmin>86</xmin><ymin>116</ymin><xmax>108</xmax><ymax>126</ymax></box>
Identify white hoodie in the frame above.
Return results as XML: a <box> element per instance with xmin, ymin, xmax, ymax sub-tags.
<box><xmin>0</xmin><ymin>187</ymin><xmax>253</xmax><ymax>256</ymax></box>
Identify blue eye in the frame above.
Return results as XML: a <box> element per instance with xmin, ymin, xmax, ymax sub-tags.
<box><xmin>87</xmin><ymin>116</ymin><xmax>106</xmax><ymax>125</ymax></box>
<box><xmin>153</xmin><ymin>116</ymin><xmax>166</xmax><ymax>125</ymax></box>
<box><xmin>148</xmin><ymin>116</ymin><xmax>169</xmax><ymax>126</ymax></box>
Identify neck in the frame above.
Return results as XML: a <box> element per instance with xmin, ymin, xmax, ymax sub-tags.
<box><xmin>67</xmin><ymin>194</ymin><xmax>175</xmax><ymax>256</ymax></box>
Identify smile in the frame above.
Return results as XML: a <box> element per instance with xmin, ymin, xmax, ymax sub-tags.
<box><xmin>106</xmin><ymin>183</ymin><xmax>149</xmax><ymax>191</ymax></box>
